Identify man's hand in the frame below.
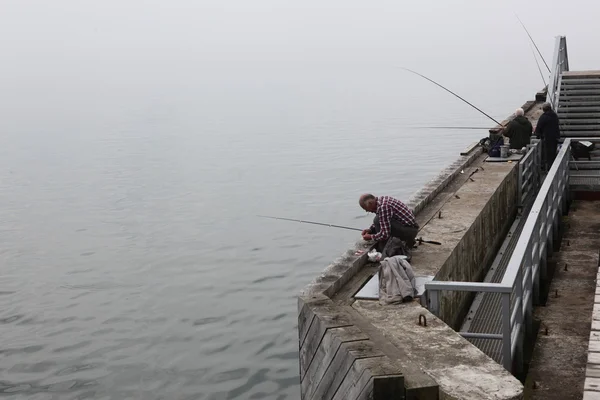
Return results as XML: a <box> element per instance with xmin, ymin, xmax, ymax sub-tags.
<box><xmin>361</xmin><ymin>229</ymin><xmax>370</xmax><ymax>236</ymax></box>
<box><xmin>362</xmin><ymin>233</ymin><xmax>373</xmax><ymax>241</ymax></box>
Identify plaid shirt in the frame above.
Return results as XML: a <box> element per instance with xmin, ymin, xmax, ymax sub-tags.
<box><xmin>370</xmin><ymin>196</ymin><xmax>418</xmax><ymax>241</ymax></box>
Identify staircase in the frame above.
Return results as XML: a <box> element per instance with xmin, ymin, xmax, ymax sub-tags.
<box><xmin>557</xmin><ymin>71</ymin><xmax>600</xmax><ymax>137</ymax></box>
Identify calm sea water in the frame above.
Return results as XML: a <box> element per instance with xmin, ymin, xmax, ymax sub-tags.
<box><xmin>1</xmin><ymin>1</ymin><xmax>599</xmax><ymax>399</ymax></box>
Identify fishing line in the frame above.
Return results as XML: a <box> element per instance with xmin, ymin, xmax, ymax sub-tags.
<box><xmin>516</xmin><ymin>14</ymin><xmax>551</xmax><ymax>73</ymax></box>
<box><xmin>400</xmin><ymin>68</ymin><xmax>503</xmax><ymax>127</ymax></box>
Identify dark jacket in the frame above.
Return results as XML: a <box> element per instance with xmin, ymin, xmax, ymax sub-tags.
<box><xmin>535</xmin><ymin>109</ymin><xmax>560</xmax><ymax>141</ymax></box>
<box><xmin>504</xmin><ymin>115</ymin><xmax>533</xmax><ymax>149</ymax></box>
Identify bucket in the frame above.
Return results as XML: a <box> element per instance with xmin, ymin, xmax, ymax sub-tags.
<box><xmin>500</xmin><ymin>145</ymin><xmax>509</xmax><ymax>158</ymax></box>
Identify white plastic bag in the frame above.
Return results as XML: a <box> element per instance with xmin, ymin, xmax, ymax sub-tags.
<box><xmin>368</xmin><ymin>249</ymin><xmax>382</xmax><ymax>262</ymax></box>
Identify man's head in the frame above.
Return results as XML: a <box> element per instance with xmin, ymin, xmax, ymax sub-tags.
<box><xmin>359</xmin><ymin>193</ymin><xmax>377</xmax><ymax>212</ymax></box>
<box><xmin>542</xmin><ymin>102</ymin><xmax>552</xmax><ymax>112</ymax></box>
<box><xmin>515</xmin><ymin>108</ymin><xmax>524</xmax><ymax>117</ymax></box>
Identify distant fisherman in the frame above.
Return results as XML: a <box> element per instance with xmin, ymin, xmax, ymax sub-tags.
<box><xmin>535</xmin><ymin>102</ymin><xmax>560</xmax><ymax>170</ymax></box>
<box><xmin>359</xmin><ymin>194</ymin><xmax>419</xmax><ymax>249</ymax></box>
<box><xmin>503</xmin><ymin>108</ymin><xmax>533</xmax><ymax>150</ymax></box>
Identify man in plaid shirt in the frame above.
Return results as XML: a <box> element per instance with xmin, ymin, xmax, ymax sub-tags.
<box><xmin>359</xmin><ymin>194</ymin><xmax>419</xmax><ymax>248</ymax></box>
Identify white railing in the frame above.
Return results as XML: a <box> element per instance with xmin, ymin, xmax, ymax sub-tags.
<box><xmin>518</xmin><ymin>139</ymin><xmax>542</xmax><ymax>206</ymax></box>
<box><xmin>548</xmin><ymin>36</ymin><xmax>569</xmax><ymax>110</ymax></box>
<box><xmin>426</xmin><ymin>140</ymin><xmax>571</xmax><ymax>372</ymax></box>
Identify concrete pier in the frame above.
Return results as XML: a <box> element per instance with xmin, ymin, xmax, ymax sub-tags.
<box><xmin>297</xmin><ymin>100</ymin><xmax>547</xmax><ymax>399</ymax></box>
<box><xmin>297</xmin><ymin>34</ymin><xmax>600</xmax><ymax>399</ymax></box>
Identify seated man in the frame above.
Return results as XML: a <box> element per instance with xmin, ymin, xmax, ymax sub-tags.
<box><xmin>359</xmin><ymin>194</ymin><xmax>419</xmax><ymax>250</ymax></box>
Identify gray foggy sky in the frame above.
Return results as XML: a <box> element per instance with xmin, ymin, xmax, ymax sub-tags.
<box><xmin>1</xmin><ymin>0</ymin><xmax>599</xmax><ymax>132</ymax></box>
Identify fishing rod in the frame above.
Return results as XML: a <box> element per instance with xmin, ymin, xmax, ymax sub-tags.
<box><xmin>516</xmin><ymin>14</ymin><xmax>550</xmax><ymax>73</ymax></box>
<box><xmin>401</xmin><ymin>68</ymin><xmax>503</xmax><ymax>127</ymax></box>
<box><xmin>257</xmin><ymin>215</ymin><xmax>361</xmax><ymax>231</ymax></box>
<box><xmin>529</xmin><ymin>43</ymin><xmax>547</xmax><ymax>87</ymax></box>
<box><xmin>414</xmin><ymin>126</ymin><xmax>492</xmax><ymax>130</ymax></box>
<box><xmin>257</xmin><ymin>215</ymin><xmax>442</xmax><ymax>245</ymax></box>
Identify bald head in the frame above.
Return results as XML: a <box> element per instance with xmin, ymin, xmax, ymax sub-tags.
<box><xmin>359</xmin><ymin>193</ymin><xmax>377</xmax><ymax>212</ymax></box>
<box><xmin>515</xmin><ymin>108</ymin><xmax>524</xmax><ymax>117</ymax></box>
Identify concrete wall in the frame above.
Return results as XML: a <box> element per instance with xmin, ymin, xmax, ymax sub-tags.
<box><xmin>436</xmin><ymin>165</ymin><xmax>520</xmax><ymax>328</ymax></box>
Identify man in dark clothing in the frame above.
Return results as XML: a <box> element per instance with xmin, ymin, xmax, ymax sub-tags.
<box><xmin>503</xmin><ymin>108</ymin><xmax>533</xmax><ymax>150</ymax></box>
<box><xmin>535</xmin><ymin>103</ymin><xmax>561</xmax><ymax>170</ymax></box>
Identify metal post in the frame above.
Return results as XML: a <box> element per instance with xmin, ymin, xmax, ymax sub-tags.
<box><xmin>515</xmin><ymin>266</ymin><xmax>524</xmax><ymax>373</ymax></box>
<box><xmin>518</xmin><ymin>160</ymin><xmax>524</xmax><ymax>207</ymax></box>
<box><xmin>552</xmin><ymin>177</ymin><xmax>560</xmax><ymax>250</ymax></box>
<box><xmin>502</xmin><ymin>292</ymin><xmax>512</xmax><ymax>371</ymax></box>
<box><xmin>532</xmin><ymin>226</ymin><xmax>541</xmax><ymax>305</ymax></box>
<box><xmin>546</xmin><ymin>185</ymin><xmax>554</xmax><ymax>258</ymax></box>
<box><xmin>524</xmin><ymin>246</ymin><xmax>533</xmax><ymax>338</ymax></box>
<box><xmin>428</xmin><ymin>290</ymin><xmax>440</xmax><ymax>317</ymax></box>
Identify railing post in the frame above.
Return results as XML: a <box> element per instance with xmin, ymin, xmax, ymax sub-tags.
<box><xmin>552</xmin><ymin>174</ymin><xmax>560</xmax><ymax>250</ymax></box>
<box><xmin>515</xmin><ymin>266</ymin><xmax>524</xmax><ymax>374</ymax></box>
<box><xmin>428</xmin><ymin>289</ymin><xmax>440</xmax><ymax>317</ymax></box>
<box><xmin>540</xmin><ymin>202</ymin><xmax>548</xmax><ymax>296</ymax></box>
<box><xmin>518</xmin><ymin>158</ymin><xmax>524</xmax><ymax>206</ymax></box>
<box><xmin>546</xmin><ymin>184</ymin><xmax>555</xmax><ymax>258</ymax></box>
<box><xmin>564</xmin><ymin>146</ymin><xmax>571</xmax><ymax>212</ymax></box>
<box><xmin>502</xmin><ymin>292</ymin><xmax>512</xmax><ymax>371</ymax></box>
<box><xmin>524</xmin><ymin>246</ymin><xmax>533</xmax><ymax>338</ymax></box>
<box><xmin>532</xmin><ymin>223</ymin><xmax>541</xmax><ymax>305</ymax></box>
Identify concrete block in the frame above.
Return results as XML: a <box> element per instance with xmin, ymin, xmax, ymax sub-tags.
<box><xmin>590</xmin><ymin>352</ymin><xmax>600</xmax><ymax>365</ymax></box>
<box><xmin>588</xmin><ymin>364</ymin><xmax>600</xmax><ymax>378</ymax></box>
<box><xmin>584</xmin><ymin>391</ymin><xmax>600</xmax><ymax>400</ymax></box>
<box><xmin>591</xmin><ymin>331</ymin><xmax>600</xmax><ymax>342</ymax></box>
<box><xmin>595</xmin><ymin>295</ymin><xmax>600</xmax><ymax>304</ymax></box>
<box><xmin>586</xmin><ymin>378</ymin><xmax>600</xmax><ymax>392</ymax></box>
<box><xmin>590</xmin><ymin>341</ymin><xmax>600</xmax><ymax>353</ymax></box>
<box><xmin>593</xmin><ymin>321</ymin><xmax>600</xmax><ymax>332</ymax></box>
<box><xmin>592</xmin><ymin>304</ymin><xmax>600</xmax><ymax>320</ymax></box>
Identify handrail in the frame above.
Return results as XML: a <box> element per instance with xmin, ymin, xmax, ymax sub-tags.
<box><xmin>548</xmin><ymin>36</ymin><xmax>569</xmax><ymax>109</ymax></box>
<box><xmin>425</xmin><ymin>139</ymin><xmax>571</xmax><ymax>372</ymax></box>
<box><xmin>501</xmin><ymin>141</ymin><xmax>570</xmax><ymax>286</ymax></box>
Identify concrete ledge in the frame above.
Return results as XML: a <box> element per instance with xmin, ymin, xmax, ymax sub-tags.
<box><xmin>353</xmin><ymin>301</ymin><xmax>523</xmax><ymax>400</ymax></box>
<box><xmin>413</xmin><ymin>161</ymin><xmax>519</xmax><ymax>328</ymax></box>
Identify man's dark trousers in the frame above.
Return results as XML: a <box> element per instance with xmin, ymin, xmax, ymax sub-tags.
<box><xmin>543</xmin><ymin>138</ymin><xmax>558</xmax><ymax>170</ymax></box>
<box><xmin>370</xmin><ymin>215</ymin><xmax>419</xmax><ymax>248</ymax></box>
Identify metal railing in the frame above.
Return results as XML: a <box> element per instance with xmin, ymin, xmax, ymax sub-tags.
<box><xmin>548</xmin><ymin>36</ymin><xmax>569</xmax><ymax>110</ymax></box>
<box><xmin>518</xmin><ymin>139</ymin><xmax>542</xmax><ymax>206</ymax></box>
<box><xmin>425</xmin><ymin>139</ymin><xmax>571</xmax><ymax>372</ymax></box>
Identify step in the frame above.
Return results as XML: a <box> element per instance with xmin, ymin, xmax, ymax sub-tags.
<box><xmin>558</xmin><ymin>103</ymin><xmax>600</xmax><ymax>108</ymax></box>
<box><xmin>558</xmin><ymin>113</ymin><xmax>600</xmax><ymax>119</ymax></box>
<box><xmin>562</xmin><ymin>71</ymin><xmax>600</xmax><ymax>79</ymax></box>
<box><xmin>559</xmin><ymin>125</ymin><xmax>600</xmax><ymax>131</ymax></box>
<box><xmin>558</xmin><ymin>90</ymin><xmax>600</xmax><ymax>96</ymax></box>
<box><xmin>557</xmin><ymin>107</ymin><xmax>600</xmax><ymax>113</ymax></box>
<box><xmin>559</xmin><ymin>92</ymin><xmax>600</xmax><ymax>99</ymax></box>
<box><xmin>559</xmin><ymin>100</ymin><xmax>600</xmax><ymax>107</ymax></box>
<box><xmin>560</xmin><ymin>119</ymin><xmax>600</xmax><ymax>125</ymax></box>
<box><xmin>560</xmin><ymin>132</ymin><xmax>600</xmax><ymax>138</ymax></box>
<box><xmin>560</xmin><ymin>79</ymin><xmax>600</xmax><ymax>86</ymax></box>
